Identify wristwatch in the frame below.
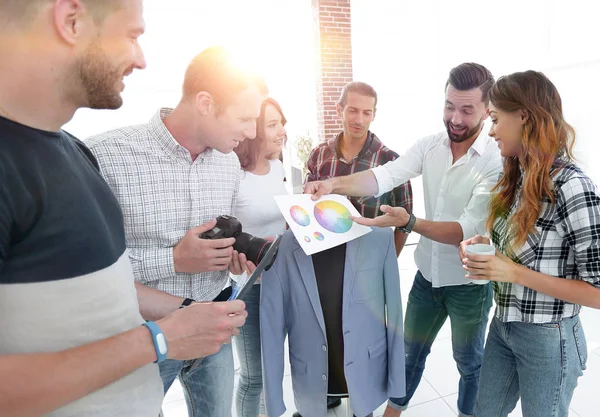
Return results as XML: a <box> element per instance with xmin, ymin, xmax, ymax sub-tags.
<box><xmin>396</xmin><ymin>213</ymin><xmax>416</xmax><ymax>234</ymax></box>
<box><xmin>179</xmin><ymin>298</ymin><xmax>195</xmax><ymax>309</ymax></box>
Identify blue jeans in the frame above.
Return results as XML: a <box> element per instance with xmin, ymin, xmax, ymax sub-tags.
<box><xmin>159</xmin><ymin>343</ymin><xmax>234</xmax><ymax>417</ymax></box>
<box><xmin>234</xmin><ymin>284</ymin><xmax>266</xmax><ymax>417</ymax></box>
<box><xmin>474</xmin><ymin>315</ymin><xmax>587</xmax><ymax>417</ymax></box>
<box><xmin>388</xmin><ymin>271</ymin><xmax>492</xmax><ymax>416</ymax></box>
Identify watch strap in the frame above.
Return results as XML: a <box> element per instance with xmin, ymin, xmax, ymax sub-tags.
<box><xmin>397</xmin><ymin>213</ymin><xmax>416</xmax><ymax>233</ymax></box>
<box><xmin>179</xmin><ymin>298</ymin><xmax>195</xmax><ymax>309</ymax></box>
<box><xmin>142</xmin><ymin>321</ymin><xmax>168</xmax><ymax>363</ymax></box>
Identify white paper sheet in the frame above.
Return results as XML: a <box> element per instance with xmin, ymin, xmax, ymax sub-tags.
<box><xmin>274</xmin><ymin>194</ymin><xmax>372</xmax><ymax>255</ymax></box>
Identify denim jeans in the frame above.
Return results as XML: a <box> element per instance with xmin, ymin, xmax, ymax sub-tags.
<box><xmin>159</xmin><ymin>343</ymin><xmax>234</xmax><ymax>417</ymax></box>
<box><xmin>388</xmin><ymin>271</ymin><xmax>492</xmax><ymax>416</ymax></box>
<box><xmin>233</xmin><ymin>284</ymin><xmax>266</xmax><ymax>417</ymax></box>
<box><xmin>474</xmin><ymin>315</ymin><xmax>587</xmax><ymax>417</ymax></box>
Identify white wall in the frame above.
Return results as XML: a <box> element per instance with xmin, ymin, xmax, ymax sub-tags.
<box><xmin>66</xmin><ymin>0</ymin><xmax>318</xmax><ymax>155</ymax></box>
<box><xmin>351</xmin><ymin>0</ymin><xmax>600</xmax><ymax>224</ymax></box>
<box><xmin>66</xmin><ymin>1</ymin><xmax>600</xmax><ymax>203</ymax></box>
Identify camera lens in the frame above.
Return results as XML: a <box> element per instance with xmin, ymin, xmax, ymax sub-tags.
<box><xmin>234</xmin><ymin>233</ymin><xmax>277</xmax><ymax>270</ymax></box>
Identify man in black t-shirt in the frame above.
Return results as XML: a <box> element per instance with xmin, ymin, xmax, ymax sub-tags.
<box><xmin>0</xmin><ymin>1</ymin><xmax>247</xmax><ymax>415</ymax></box>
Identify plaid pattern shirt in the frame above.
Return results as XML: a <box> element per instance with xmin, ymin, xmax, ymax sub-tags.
<box><xmin>86</xmin><ymin>108</ymin><xmax>240</xmax><ymax>301</ymax></box>
<box><xmin>305</xmin><ymin>131</ymin><xmax>412</xmax><ymax>218</ymax></box>
<box><xmin>491</xmin><ymin>162</ymin><xmax>600</xmax><ymax>323</ymax></box>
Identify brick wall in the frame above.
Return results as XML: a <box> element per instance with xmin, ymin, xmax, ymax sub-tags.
<box><xmin>312</xmin><ymin>0</ymin><xmax>353</xmax><ymax>143</ymax></box>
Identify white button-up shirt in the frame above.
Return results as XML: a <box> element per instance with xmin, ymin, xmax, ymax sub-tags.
<box><xmin>372</xmin><ymin>129</ymin><xmax>502</xmax><ymax>287</ymax></box>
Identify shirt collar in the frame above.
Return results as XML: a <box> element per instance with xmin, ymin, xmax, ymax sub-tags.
<box><xmin>327</xmin><ymin>130</ymin><xmax>381</xmax><ymax>161</ymax></box>
<box><xmin>441</xmin><ymin>125</ymin><xmax>492</xmax><ymax>156</ymax></box>
<box><xmin>148</xmin><ymin>108</ymin><xmax>181</xmax><ymax>158</ymax></box>
<box><xmin>470</xmin><ymin>126</ymin><xmax>492</xmax><ymax>156</ymax></box>
<box><xmin>148</xmin><ymin>108</ymin><xmax>213</xmax><ymax>161</ymax></box>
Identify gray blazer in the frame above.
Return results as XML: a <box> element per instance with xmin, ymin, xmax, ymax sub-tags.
<box><xmin>260</xmin><ymin>228</ymin><xmax>405</xmax><ymax>417</ymax></box>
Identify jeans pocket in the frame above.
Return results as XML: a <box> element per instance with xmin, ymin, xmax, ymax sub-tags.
<box><xmin>531</xmin><ymin>322</ymin><xmax>560</xmax><ymax>329</ymax></box>
<box><xmin>573</xmin><ymin>319</ymin><xmax>588</xmax><ymax>370</ymax></box>
<box><xmin>448</xmin><ymin>283</ymin><xmax>491</xmax><ymax>325</ymax></box>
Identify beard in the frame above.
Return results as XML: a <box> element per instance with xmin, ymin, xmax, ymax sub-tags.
<box><xmin>445</xmin><ymin>118</ymin><xmax>484</xmax><ymax>143</ymax></box>
<box><xmin>75</xmin><ymin>42</ymin><xmax>126</xmax><ymax>110</ymax></box>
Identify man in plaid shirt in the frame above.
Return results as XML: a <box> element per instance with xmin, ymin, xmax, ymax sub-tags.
<box><xmin>87</xmin><ymin>47</ymin><xmax>265</xmax><ymax>417</ymax></box>
<box><xmin>306</xmin><ymin>81</ymin><xmax>413</xmax><ymax>256</ymax></box>
<box><xmin>301</xmin><ymin>81</ymin><xmax>412</xmax><ymax>415</ymax></box>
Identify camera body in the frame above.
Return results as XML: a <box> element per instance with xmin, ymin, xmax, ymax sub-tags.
<box><xmin>200</xmin><ymin>215</ymin><xmax>277</xmax><ymax>270</ymax></box>
<box><xmin>201</xmin><ymin>215</ymin><xmax>243</xmax><ymax>240</ymax></box>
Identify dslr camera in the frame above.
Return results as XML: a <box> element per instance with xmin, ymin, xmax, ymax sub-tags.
<box><xmin>200</xmin><ymin>215</ymin><xmax>278</xmax><ymax>270</ymax></box>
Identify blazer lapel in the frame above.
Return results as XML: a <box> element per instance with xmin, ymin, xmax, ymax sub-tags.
<box><xmin>293</xmin><ymin>248</ymin><xmax>327</xmax><ymax>338</ymax></box>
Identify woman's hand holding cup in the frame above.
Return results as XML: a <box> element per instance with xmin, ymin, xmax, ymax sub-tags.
<box><xmin>460</xmin><ymin>235</ymin><xmax>518</xmax><ymax>283</ymax></box>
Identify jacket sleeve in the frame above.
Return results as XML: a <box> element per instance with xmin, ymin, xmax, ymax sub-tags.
<box><xmin>260</xmin><ymin>264</ymin><xmax>288</xmax><ymax>416</ymax></box>
<box><xmin>383</xmin><ymin>230</ymin><xmax>406</xmax><ymax>397</ymax></box>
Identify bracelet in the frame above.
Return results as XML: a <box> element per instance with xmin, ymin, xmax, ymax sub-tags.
<box><xmin>142</xmin><ymin>321</ymin><xmax>168</xmax><ymax>363</ymax></box>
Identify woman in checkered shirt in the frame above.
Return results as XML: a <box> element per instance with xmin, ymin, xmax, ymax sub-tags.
<box><xmin>459</xmin><ymin>71</ymin><xmax>600</xmax><ymax>417</ymax></box>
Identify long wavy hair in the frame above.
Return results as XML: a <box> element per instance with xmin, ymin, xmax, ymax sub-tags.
<box><xmin>486</xmin><ymin>71</ymin><xmax>576</xmax><ymax>249</ymax></box>
<box><xmin>234</xmin><ymin>97</ymin><xmax>286</xmax><ymax>171</ymax></box>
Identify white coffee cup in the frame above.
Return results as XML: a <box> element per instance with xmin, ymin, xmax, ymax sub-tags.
<box><xmin>466</xmin><ymin>243</ymin><xmax>496</xmax><ymax>256</ymax></box>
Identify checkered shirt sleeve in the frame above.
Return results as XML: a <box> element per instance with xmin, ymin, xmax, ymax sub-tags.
<box><xmin>492</xmin><ymin>163</ymin><xmax>600</xmax><ymax>323</ymax></box>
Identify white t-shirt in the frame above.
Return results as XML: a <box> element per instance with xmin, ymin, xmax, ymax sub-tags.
<box><xmin>234</xmin><ymin>158</ymin><xmax>287</xmax><ymax>240</ymax></box>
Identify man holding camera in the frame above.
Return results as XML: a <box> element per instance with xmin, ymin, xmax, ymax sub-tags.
<box><xmin>87</xmin><ymin>46</ymin><xmax>267</xmax><ymax>417</ymax></box>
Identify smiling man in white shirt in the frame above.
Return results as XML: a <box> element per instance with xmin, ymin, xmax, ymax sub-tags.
<box><xmin>304</xmin><ymin>63</ymin><xmax>502</xmax><ymax>417</ymax></box>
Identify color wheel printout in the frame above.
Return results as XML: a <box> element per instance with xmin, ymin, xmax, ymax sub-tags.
<box><xmin>274</xmin><ymin>194</ymin><xmax>372</xmax><ymax>255</ymax></box>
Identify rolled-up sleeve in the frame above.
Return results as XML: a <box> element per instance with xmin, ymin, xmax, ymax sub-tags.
<box><xmin>371</xmin><ymin>136</ymin><xmax>428</xmax><ymax>197</ymax></box>
<box><xmin>555</xmin><ymin>175</ymin><xmax>600</xmax><ymax>287</ymax></box>
<box><xmin>372</xmin><ymin>164</ymin><xmax>395</xmax><ymax>198</ymax></box>
<box><xmin>457</xmin><ymin>157</ymin><xmax>503</xmax><ymax>240</ymax></box>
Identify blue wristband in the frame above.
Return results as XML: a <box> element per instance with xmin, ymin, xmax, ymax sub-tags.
<box><xmin>142</xmin><ymin>321</ymin><xmax>168</xmax><ymax>363</ymax></box>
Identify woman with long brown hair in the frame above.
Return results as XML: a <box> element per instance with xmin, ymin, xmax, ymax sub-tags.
<box><xmin>232</xmin><ymin>97</ymin><xmax>288</xmax><ymax>417</ymax></box>
<box><xmin>459</xmin><ymin>71</ymin><xmax>600</xmax><ymax>416</ymax></box>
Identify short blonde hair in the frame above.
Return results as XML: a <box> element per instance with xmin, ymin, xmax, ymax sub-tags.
<box><xmin>182</xmin><ymin>46</ymin><xmax>268</xmax><ymax>110</ymax></box>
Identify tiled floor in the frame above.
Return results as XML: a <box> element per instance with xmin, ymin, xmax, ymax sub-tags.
<box><xmin>162</xmin><ymin>245</ymin><xmax>600</xmax><ymax>417</ymax></box>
